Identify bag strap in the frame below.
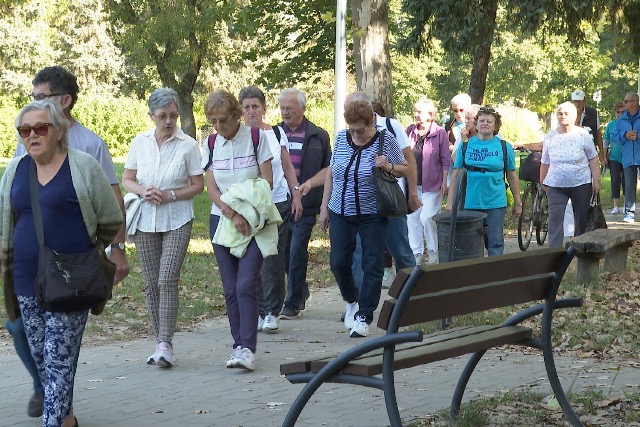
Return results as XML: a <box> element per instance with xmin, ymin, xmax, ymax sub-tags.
<box><xmin>272</xmin><ymin>125</ymin><xmax>281</xmax><ymax>143</ymax></box>
<box><xmin>385</xmin><ymin>117</ymin><xmax>396</xmax><ymax>138</ymax></box>
<box><xmin>203</xmin><ymin>133</ymin><xmax>217</xmax><ymax>171</ymax></box>
<box><xmin>378</xmin><ymin>128</ymin><xmax>386</xmax><ymax>156</ymax></box>
<box><xmin>28</xmin><ymin>158</ymin><xmax>45</xmax><ymax>248</ymax></box>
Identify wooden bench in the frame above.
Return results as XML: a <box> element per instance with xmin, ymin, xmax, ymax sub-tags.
<box><xmin>280</xmin><ymin>247</ymin><xmax>585</xmax><ymax>427</ymax></box>
<box><xmin>566</xmin><ymin>228</ymin><xmax>640</xmax><ymax>283</ymax></box>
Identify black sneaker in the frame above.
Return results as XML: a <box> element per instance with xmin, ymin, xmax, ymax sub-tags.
<box><xmin>27</xmin><ymin>392</ymin><xmax>44</xmax><ymax>417</ymax></box>
<box><xmin>279</xmin><ymin>305</ymin><xmax>300</xmax><ymax>319</ymax></box>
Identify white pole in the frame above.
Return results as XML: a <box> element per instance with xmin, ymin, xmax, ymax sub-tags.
<box><xmin>334</xmin><ymin>0</ymin><xmax>347</xmax><ymax>136</ymax></box>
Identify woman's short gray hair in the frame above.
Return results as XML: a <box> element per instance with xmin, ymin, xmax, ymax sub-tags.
<box><xmin>15</xmin><ymin>99</ymin><xmax>70</xmax><ymax>150</ymax></box>
<box><xmin>414</xmin><ymin>97</ymin><xmax>436</xmax><ymax>115</ymax></box>
<box><xmin>238</xmin><ymin>86</ymin><xmax>266</xmax><ymax>107</ymax></box>
<box><xmin>148</xmin><ymin>88</ymin><xmax>179</xmax><ymax>114</ymax></box>
<box><xmin>279</xmin><ymin>88</ymin><xmax>306</xmax><ymax>110</ymax></box>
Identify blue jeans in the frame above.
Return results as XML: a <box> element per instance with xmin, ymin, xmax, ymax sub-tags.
<box><xmin>476</xmin><ymin>207</ymin><xmax>506</xmax><ymax>256</ymax></box>
<box><xmin>284</xmin><ymin>214</ymin><xmax>315</xmax><ymax>310</ymax></box>
<box><xmin>329</xmin><ymin>211</ymin><xmax>387</xmax><ymax>324</ymax></box>
<box><xmin>624</xmin><ymin>165</ymin><xmax>639</xmax><ymax>214</ymax></box>
<box><xmin>352</xmin><ymin>215</ymin><xmax>415</xmax><ymax>289</ymax></box>
<box><xmin>6</xmin><ymin>316</ymin><xmax>44</xmax><ymax>394</ymax></box>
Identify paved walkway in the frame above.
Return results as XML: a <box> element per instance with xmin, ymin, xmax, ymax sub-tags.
<box><xmin>2</xmin><ymin>223</ymin><xmax>640</xmax><ymax>426</ymax></box>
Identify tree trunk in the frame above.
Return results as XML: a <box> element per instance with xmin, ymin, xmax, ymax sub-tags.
<box><xmin>468</xmin><ymin>0</ymin><xmax>498</xmax><ymax>105</ymax></box>
<box><xmin>351</xmin><ymin>0</ymin><xmax>394</xmax><ymax>116</ymax></box>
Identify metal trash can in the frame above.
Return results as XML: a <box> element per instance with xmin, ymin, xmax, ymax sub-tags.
<box><xmin>433</xmin><ymin>210</ymin><xmax>487</xmax><ymax>263</ymax></box>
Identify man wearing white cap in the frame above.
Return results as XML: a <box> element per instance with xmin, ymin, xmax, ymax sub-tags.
<box><xmin>571</xmin><ymin>89</ymin><xmax>604</xmax><ymax>163</ymax></box>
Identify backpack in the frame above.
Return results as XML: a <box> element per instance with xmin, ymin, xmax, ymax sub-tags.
<box><xmin>203</xmin><ymin>126</ymin><xmax>260</xmax><ymax>171</ymax></box>
<box><xmin>461</xmin><ymin>139</ymin><xmax>509</xmax><ymax>188</ymax></box>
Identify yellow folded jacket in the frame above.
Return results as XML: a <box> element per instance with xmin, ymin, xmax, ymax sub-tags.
<box><xmin>213</xmin><ymin>178</ymin><xmax>282</xmax><ymax>257</ymax></box>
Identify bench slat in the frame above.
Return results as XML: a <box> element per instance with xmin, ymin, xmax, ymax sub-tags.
<box><xmin>307</xmin><ymin>325</ymin><xmax>532</xmax><ymax>377</ymax></box>
<box><xmin>280</xmin><ymin>326</ymin><xmax>485</xmax><ymax>376</ymax></box>
<box><xmin>378</xmin><ymin>274</ymin><xmax>551</xmax><ymax>330</ymax></box>
<box><xmin>388</xmin><ymin>248</ymin><xmax>565</xmax><ymax>298</ymax></box>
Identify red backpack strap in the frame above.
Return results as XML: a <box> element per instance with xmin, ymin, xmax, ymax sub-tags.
<box><xmin>203</xmin><ymin>133</ymin><xmax>218</xmax><ymax>171</ymax></box>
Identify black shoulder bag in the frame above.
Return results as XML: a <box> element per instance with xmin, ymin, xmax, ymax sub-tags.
<box><xmin>373</xmin><ymin>130</ymin><xmax>408</xmax><ymax>217</ymax></box>
<box><xmin>29</xmin><ymin>158</ymin><xmax>114</xmax><ymax>312</ymax></box>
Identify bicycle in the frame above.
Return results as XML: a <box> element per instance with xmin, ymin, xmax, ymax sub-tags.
<box><xmin>516</xmin><ymin>147</ymin><xmax>549</xmax><ymax>251</ymax></box>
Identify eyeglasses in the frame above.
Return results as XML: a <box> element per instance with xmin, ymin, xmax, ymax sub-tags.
<box><xmin>623</xmin><ymin>99</ymin><xmax>637</xmax><ymax>103</ymax></box>
<box><xmin>453</xmin><ymin>108</ymin><xmax>465</xmax><ymax>113</ymax></box>
<box><xmin>17</xmin><ymin>123</ymin><xmax>54</xmax><ymax>138</ymax></box>
<box><xmin>153</xmin><ymin>112</ymin><xmax>180</xmax><ymax>121</ymax></box>
<box><xmin>348</xmin><ymin>126</ymin><xmax>368</xmax><ymax>136</ymax></box>
<box><xmin>208</xmin><ymin>116</ymin><xmax>233</xmax><ymax>125</ymax></box>
<box><xmin>31</xmin><ymin>93</ymin><xmax>65</xmax><ymax>100</ymax></box>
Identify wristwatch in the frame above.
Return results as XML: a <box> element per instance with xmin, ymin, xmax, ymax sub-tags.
<box><xmin>294</xmin><ymin>185</ymin><xmax>301</xmax><ymax>191</ymax></box>
<box><xmin>111</xmin><ymin>242</ymin><xmax>126</xmax><ymax>251</ymax></box>
<box><xmin>170</xmin><ymin>190</ymin><xmax>177</xmax><ymax>202</ymax></box>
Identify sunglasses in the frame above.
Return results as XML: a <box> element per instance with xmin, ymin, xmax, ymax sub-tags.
<box><xmin>17</xmin><ymin>123</ymin><xmax>54</xmax><ymax>138</ymax></box>
<box><xmin>453</xmin><ymin>108</ymin><xmax>465</xmax><ymax>113</ymax></box>
<box><xmin>479</xmin><ymin>106</ymin><xmax>497</xmax><ymax>114</ymax></box>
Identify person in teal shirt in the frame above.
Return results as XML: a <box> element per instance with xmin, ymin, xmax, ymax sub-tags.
<box><xmin>447</xmin><ymin>106</ymin><xmax>522</xmax><ymax>255</ymax></box>
<box><xmin>603</xmin><ymin>101</ymin><xmax>625</xmax><ymax>213</ymax></box>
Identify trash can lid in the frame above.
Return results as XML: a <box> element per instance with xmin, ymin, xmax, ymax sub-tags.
<box><xmin>432</xmin><ymin>210</ymin><xmax>488</xmax><ymax>223</ymax></box>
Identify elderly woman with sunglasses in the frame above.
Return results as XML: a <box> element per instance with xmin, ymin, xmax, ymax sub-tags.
<box><xmin>0</xmin><ymin>100</ymin><xmax>122</xmax><ymax>427</ymax></box>
<box><xmin>122</xmin><ymin>88</ymin><xmax>204</xmax><ymax>369</ymax></box>
<box><xmin>447</xmin><ymin>106</ymin><xmax>522</xmax><ymax>256</ymax></box>
<box><xmin>203</xmin><ymin>89</ymin><xmax>276</xmax><ymax>371</ymax></box>
<box><xmin>319</xmin><ymin>99</ymin><xmax>408</xmax><ymax>338</ymax></box>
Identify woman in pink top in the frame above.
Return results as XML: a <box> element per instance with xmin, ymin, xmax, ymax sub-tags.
<box><xmin>405</xmin><ymin>98</ymin><xmax>450</xmax><ymax>264</ymax></box>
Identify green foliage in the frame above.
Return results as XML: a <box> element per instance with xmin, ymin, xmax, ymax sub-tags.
<box><xmin>0</xmin><ymin>99</ymin><xmax>20</xmax><ymax>157</ymax></box>
<box><xmin>497</xmin><ymin>104</ymin><xmax>546</xmax><ymax>146</ymax></box>
<box><xmin>72</xmin><ymin>95</ymin><xmax>150</xmax><ymax>156</ymax></box>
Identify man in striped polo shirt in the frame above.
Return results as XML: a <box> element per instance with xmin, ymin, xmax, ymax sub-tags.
<box><xmin>278</xmin><ymin>88</ymin><xmax>332</xmax><ymax>319</ymax></box>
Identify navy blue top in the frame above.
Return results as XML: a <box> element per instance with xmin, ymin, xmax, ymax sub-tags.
<box><xmin>11</xmin><ymin>156</ymin><xmax>93</xmax><ymax>297</ymax></box>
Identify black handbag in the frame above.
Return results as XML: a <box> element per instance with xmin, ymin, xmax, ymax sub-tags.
<box><xmin>373</xmin><ymin>129</ymin><xmax>408</xmax><ymax>217</ymax></box>
<box><xmin>29</xmin><ymin>159</ymin><xmax>112</xmax><ymax>312</ymax></box>
<box><xmin>585</xmin><ymin>192</ymin><xmax>608</xmax><ymax>232</ymax></box>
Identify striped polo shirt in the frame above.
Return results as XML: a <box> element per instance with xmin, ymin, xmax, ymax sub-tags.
<box><xmin>281</xmin><ymin>118</ymin><xmax>308</xmax><ymax>179</ymax></box>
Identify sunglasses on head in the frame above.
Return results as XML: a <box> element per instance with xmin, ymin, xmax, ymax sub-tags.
<box><xmin>479</xmin><ymin>106</ymin><xmax>497</xmax><ymax>114</ymax></box>
<box><xmin>17</xmin><ymin>123</ymin><xmax>54</xmax><ymax>138</ymax></box>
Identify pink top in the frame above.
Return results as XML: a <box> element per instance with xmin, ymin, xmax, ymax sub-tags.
<box><xmin>406</xmin><ymin>123</ymin><xmax>451</xmax><ymax>192</ymax></box>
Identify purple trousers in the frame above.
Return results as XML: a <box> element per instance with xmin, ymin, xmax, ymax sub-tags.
<box><xmin>210</xmin><ymin>215</ymin><xmax>263</xmax><ymax>353</ymax></box>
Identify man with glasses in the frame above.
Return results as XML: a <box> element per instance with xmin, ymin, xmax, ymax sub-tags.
<box><xmin>278</xmin><ymin>88</ymin><xmax>331</xmax><ymax>319</ymax></box>
<box><xmin>9</xmin><ymin>66</ymin><xmax>129</xmax><ymax>418</ymax></box>
<box><xmin>615</xmin><ymin>92</ymin><xmax>640</xmax><ymax>223</ymax></box>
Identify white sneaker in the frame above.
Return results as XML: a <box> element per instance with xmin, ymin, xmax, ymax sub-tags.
<box><xmin>427</xmin><ymin>250</ymin><xmax>439</xmax><ymax>264</ymax></box>
<box><xmin>414</xmin><ymin>253</ymin><xmax>423</xmax><ymax>266</ymax></box>
<box><xmin>344</xmin><ymin>301</ymin><xmax>359</xmax><ymax>330</ymax></box>
<box><xmin>610</xmin><ymin>207</ymin><xmax>620</xmax><ymax>214</ymax></box>
<box><xmin>350</xmin><ymin>315</ymin><xmax>369</xmax><ymax>338</ymax></box>
<box><xmin>382</xmin><ymin>268</ymin><xmax>396</xmax><ymax>289</ymax></box>
<box><xmin>146</xmin><ymin>343</ymin><xmax>161</xmax><ymax>365</ymax></box>
<box><xmin>262</xmin><ymin>313</ymin><xmax>278</xmax><ymax>333</ymax></box>
<box><xmin>156</xmin><ymin>341</ymin><xmax>173</xmax><ymax>368</ymax></box>
<box><xmin>226</xmin><ymin>346</ymin><xmax>242</xmax><ymax>368</ymax></box>
<box><xmin>235</xmin><ymin>347</ymin><xmax>256</xmax><ymax>371</ymax></box>
<box><xmin>623</xmin><ymin>213</ymin><xmax>635</xmax><ymax>223</ymax></box>
<box><xmin>257</xmin><ymin>316</ymin><xmax>264</xmax><ymax>332</ymax></box>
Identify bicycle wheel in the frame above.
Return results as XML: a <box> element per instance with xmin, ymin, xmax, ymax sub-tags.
<box><xmin>518</xmin><ymin>184</ymin><xmax>535</xmax><ymax>251</ymax></box>
<box><xmin>536</xmin><ymin>190</ymin><xmax>549</xmax><ymax>245</ymax></box>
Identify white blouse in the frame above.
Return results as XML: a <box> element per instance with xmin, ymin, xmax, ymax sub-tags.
<box><xmin>125</xmin><ymin>127</ymin><xmax>203</xmax><ymax>232</ymax></box>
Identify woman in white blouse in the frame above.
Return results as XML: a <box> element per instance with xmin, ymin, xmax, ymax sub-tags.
<box><xmin>122</xmin><ymin>88</ymin><xmax>204</xmax><ymax>368</ymax></box>
<box><xmin>540</xmin><ymin>102</ymin><xmax>601</xmax><ymax>247</ymax></box>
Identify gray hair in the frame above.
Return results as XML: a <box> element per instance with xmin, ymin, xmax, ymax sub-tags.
<box><xmin>414</xmin><ymin>97</ymin><xmax>436</xmax><ymax>114</ymax></box>
<box><xmin>279</xmin><ymin>88</ymin><xmax>306</xmax><ymax>110</ymax></box>
<box><xmin>15</xmin><ymin>99</ymin><xmax>70</xmax><ymax>150</ymax></box>
<box><xmin>148</xmin><ymin>88</ymin><xmax>179</xmax><ymax>114</ymax></box>
<box><xmin>238</xmin><ymin>86</ymin><xmax>266</xmax><ymax>107</ymax></box>
<box><xmin>450</xmin><ymin>93</ymin><xmax>472</xmax><ymax>109</ymax></box>
<box><xmin>467</xmin><ymin>104</ymin><xmax>481</xmax><ymax>117</ymax></box>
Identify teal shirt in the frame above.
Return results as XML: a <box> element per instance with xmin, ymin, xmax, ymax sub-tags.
<box><xmin>604</xmin><ymin>120</ymin><xmax>622</xmax><ymax>162</ymax></box>
<box><xmin>453</xmin><ymin>136</ymin><xmax>516</xmax><ymax>209</ymax></box>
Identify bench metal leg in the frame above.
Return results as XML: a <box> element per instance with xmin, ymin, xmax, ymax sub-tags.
<box><xmin>543</xmin><ymin>347</ymin><xmax>584</xmax><ymax>426</ymax></box>
<box><xmin>382</xmin><ymin>348</ymin><xmax>402</xmax><ymax>427</ymax></box>
<box><xmin>449</xmin><ymin>350</ymin><xmax>487</xmax><ymax>421</ymax></box>
<box><xmin>604</xmin><ymin>244</ymin><xmax>630</xmax><ymax>273</ymax></box>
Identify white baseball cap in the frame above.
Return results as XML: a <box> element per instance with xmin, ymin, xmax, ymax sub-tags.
<box><xmin>571</xmin><ymin>89</ymin><xmax>586</xmax><ymax>101</ymax></box>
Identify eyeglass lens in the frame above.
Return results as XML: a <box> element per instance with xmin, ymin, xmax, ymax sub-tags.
<box><xmin>17</xmin><ymin>123</ymin><xmax>53</xmax><ymax>138</ymax></box>
<box><xmin>155</xmin><ymin>113</ymin><xmax>180</xmax><ymax>121</ymax></box>
<box><xmin>32</xmin><ymin>93</ymin><xmax>64</xmax><ymax>100</ymax></box>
